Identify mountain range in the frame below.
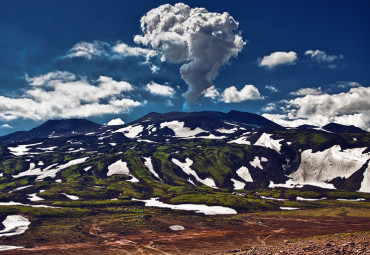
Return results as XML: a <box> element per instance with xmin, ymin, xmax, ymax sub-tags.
<box><xmin>0</xmin><ymin>110</ymin><xmax>369</xmax><ymax>209</ymax></box>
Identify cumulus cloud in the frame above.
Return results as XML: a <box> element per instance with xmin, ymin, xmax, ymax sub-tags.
<box><xmin>62</xmin><ymin>41</ymin><xmax>159</xmax><ymax>73</ymax></box>
<box><xmin>0</xmin><ymin>124</ymin><xmax>13</xmax><ymax>129</ymax></box>
<box><xmin>0</xmin><ymin>71</ymin><xmax>142</xmax><ymax>121</ymax></box>
<box><xmin>305</xmin><ymin>50</ymin><xmax>343</xmax><ymax>68</ymax></box>
<box><xmin>221</xmin><ymin>85</ymin><xmax>263</xmax><ymax>103</ymax></box>
<box><xmin>265</xmin><ymin>85</ymin><xmax>279</xmax><ymax>93</ymax></box>
<box><xmin>259</xmin><ymin>51</ymin><xmax>297</xmax><ymax>69</ymax></box>
<box><xmin>263</xmin><ymin>86</ymin><xmax>370</xmax><ymax>131</ymax></box>
<box><xmin>134</xmin><ymin>3</ymin><xmax>245</xmax><ymax>105</ymax></box>
<box><xmin>290</xmin><ymin>87</ymin><xmax>323</xmax><ymax>96</ymax></box>
<box><xmin>106</xmin><ymin>118</ymin><xmax>125</xmax><ymax>126</ymax></box>
<box><xmin>202</xmin><ymin>85</ymin><xmax>220</xmax><ymax>100</ymax></box>
<box><xmin>146</xmin><ymin>82</ymin><xmax>175</xmax><ymax>97</ymax></box>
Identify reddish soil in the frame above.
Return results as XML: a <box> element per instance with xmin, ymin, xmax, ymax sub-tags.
<box><xmin>1</xmin><ymin>214</ymin><xmax>370</xmax><ymax>255</ymax></box>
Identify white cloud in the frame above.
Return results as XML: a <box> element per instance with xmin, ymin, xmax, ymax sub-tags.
<box><xmin>62</xmin><ymin>41</ymin><xmax>158</xmax><ymax>73</ymax></box>
<box><xmin>134</xmin><ymin>3</ymin><xmax>245</xmax><ymax>104</ymax></box>
<box><xmin>146</xmin><ymin>82</ymin><xmax>175</xmax><ymax>97</ymax></box>
<box><xmin>107</xmin><ymin>118</ymin><xmax>125</xmax><ymax>126</ymax></box>
<box><xmin>26</xmin><ymin>71</ymin><xmax>76</xmax><ymax>86</ymax></box>
<box><xmin>265</xmin><ymin>85</ymin><xmax>279</xmax><ymax>93</ymax></box>
<box><xmin>0</xmin><ymin>71</ymin><xmax>142</xmax><ymax>121</ymax></box>
<box><xmin>63</xmin><ymin>41</ymin><xmax>110</xmax><ymax>59</ymax></box>
<box><xmin>263</xmin><ymin>86</ymin><xmax>370</xmax><ymax>131</ymax></box>
<box><xmin>305</xmin><ymin>50</ymin><xmax>343</xmax><ymax>66</ymax></box>
<box><xmin>290</xmin><ymin>87</ymin><xmax>323</xmax><ymax>96</ymax></box>
<box><xmin>0</xmin><ymin>124</ymin><xmax>13</xmax><ymax>129</ymax></box>
<box><xmin>113</xmin><ymin>43</ymin><xmax>156</xmax><ymax>60</ymax></box>
<box><xmin>336</xmin><ymin>81</ymin><xmax>361</xmax><ymax>89</ymax></box>
<box><xmin>262</xmin><ymin>103</ymin><xmax>276</xmax><ymax>112</ymax></box>
<box><xmin>221</xmin><ymin>85</ymin><xmax>263</xmax><ymax>103</ymax></box>
<box><xmin>259</xmin><ymin>51</ymin><xmax>297</xmax><ymax>68</ymax></box>
<box><xmin>202</xmin><ymin>85</ymin><xmax>220</xmax><ymax>100</ymax></box>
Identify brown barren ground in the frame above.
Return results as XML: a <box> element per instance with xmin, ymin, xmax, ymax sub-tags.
<box><xmin>1</xmin><ymin>208</ymin><xmax>369</xmax><ymax>255</ymax></box>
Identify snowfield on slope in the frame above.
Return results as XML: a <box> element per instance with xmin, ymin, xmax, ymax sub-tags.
<box><xmin>172</xmin><ymin>158</ymin><xmax>217</xmax><ymax>188</ymax></box>
<box><xmin>231</xmin><ymin>178</ymin><xmax>245</xmax><ymax>189</ymax></box>
<box><xmin>143</xmin><ymin>157</ymin><xmax>162</xmax><ymax>181</ymax></box>
<box><xmin>290</xmin><ymin>145</ymin><xmax>369</xmax><ymax>189</ymax></box>
<box><xmin>0</xmin><ymin>215</ymin><xmax>30</xmax><ymax>237</ymax></box>
<box><xmin>254</xmin><ymin>133</ymin><xmax>283</xmax><ymax>153</ymax></box>
<box><xmin>8</xmin><ymin>143</ymin><xmax>43</xmax><ymax>156</ymax></box>
<box><xmin>160</xmin><ymin>121</ymin><xmax>206</xmax><ymax>138</ymax></box>
<box><xmin>12</xmin><ymin>157</ymin><xmax>88</xmax><ymax>181</ymax></box>
<box><xmin>113</xmin><ymin>125</ymin><xmax>144</xmax><ymax>138</ymax></box>
<box><xmin>236</xmin><ymin>166</ymin><xmax>253</xmax><ymax>183</ymax></box>
<box><xmin>132</xmin><ymin>198</ymin><xmax>237</xmax><ymax>215</ymax></box>
<box><xmin>107</xmin><ymin>160</ymin><xmax>139</xmax><ymax>182</ymax></box>
<box><xmin>271</xmin><ymin>145</ymin><xmax>370</xmax><ymax>191</ymax></box>
<box><xmin>359</xmin><ymin>164</ymin><xmax>370</xmax><ymax>193</ymax></box>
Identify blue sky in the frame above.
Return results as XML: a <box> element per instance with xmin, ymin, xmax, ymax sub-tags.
<box><xmin>0</xmin><ymin>0</ymin><xmax>369</xmax><ymax>135</ymax></box>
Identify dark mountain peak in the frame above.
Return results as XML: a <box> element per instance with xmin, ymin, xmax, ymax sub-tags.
<box><xmin>0</xmin><ymin>119</ymin><xmax>101</xmax><ymax>144</ymax></box>
<box><xmin>39</xmin><ymin>119</ymin><xmax>101</xmax><ymax>130</ymax></box>
<box><xmin>225</xmin><ymin>110</ymin><xmax>280</xmax><ymax>127</ymax></box>
<box><xmin>131</xmin><ymin>110</ymin><xmax>277</xmax><ymax>128</ymax></box>
<box><xmin>323</xmin><ymin>123</ymin><xmax>367</xmax><ymax>133</ymax></box>
<box><xmin>297</xmin><ymin>124</ymin><xmax>319</xmax><ymax>130</ymax></box>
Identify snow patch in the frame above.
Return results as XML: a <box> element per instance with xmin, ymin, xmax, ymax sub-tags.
<box><xmin>107</xmin><ymin>160</ymin><xmax>139</xmax><ymax>182</ymax></box>
<box><xmin>0</xmin><ymin>215</ymin><xmax>30</xmax><ymax>237</ymax></box>
<box><xmin>62</xmin><ymin>193</ymin><xmax>79</xmax><ymax>200</ymax></box>
<box><xmin>269</xmin><ymin>180</ymin><xmax>335</xmax><ymax>190</ymax></box>
<box><xmin>250</xmin><ymin>157</ymin><xmax>263</xmax><ymax>169</ymax></box>
<box><xmin>8</xmin><ymin>143</ymin><xmax>42</xmax><ymax>156</ymax></box>
<box><xmin>337</xmin><ymin>198</ymin><xmax>366</xmax><ymax>201</ymax></box>
<box><xmin>236</xmin><ymin>166</ymin><xmax>253</xmax><ymax>182</ymax></box>
<box><xmin>0</xmin><ymin>201</ymin><xmax>59</xmax><ymax>208</ymax></box>
<box><xmin>0</xmin><ymin>245</ymin><xmax>24</xmax><ymax>251</ymax></box>
<box><xmin>132</xmin><ymin>198</ymin><xmax>237</xmax><ymax>215</ymax></box>
<box><xmin>280</xmin><ymin>207</ymin><xmax>299</xmax><ymax>210</ymax></box>
<box><xmin>296</xmin><ymin>197</ymin><xmax>326</xmax><ymax>201</ymax></box>
<box><xmin>172</xmin><ymin>158</ymin><xmax>217</xmax><ymax>188</ymax></box>
<box><xmin>216</xmin><ymin>127</ymin><xmax>237</xmax><ymax>134</ymax></box>
<box><xmin>113</xmin><ymin>125</ymin><xmax>144</xmax><ymax>138</ymax></box>
<box><xmin>254</xmin><ymin>133</ymin><xmax>283</xmax><ymax>153</ymax></box>
<box><xmin>9</xmin><ymin>185</ymin><xmax>33</xmax><ymax>193</ymax></box>
<box><xmin>169</xmin><ymin>225</ymin><xmax>185</xmax><ymax>231</ymax></box>
<box><xmin>84</xmin><ymin>166</ymin><xmax>92</xmax><ymax>172</ymax></box>
<box><xmin>228</xmin><ymin>136</ymin><xmax>251</xmax><ymax>145</ymax></box>
<box><xmin>27</xmin><ymin>193</ymin><xmax>44</xmax><ymax>202</ymax></box>
<box><xmin>160</xmin><ymin>121</ymin><xmax>206</xmax><ymax>138</ymax></box>
<box><xmin>289</xmin><ymin>146</ymin><xmax>370</xmax><ymax>189</ymax></box>
<box><xmin>143</xmin><ymin>157</ymin><xmax>162</xmax><ymax>181</ymax></box>
<box><xmin>260</xmin><ymin>196</ymin><xmax>287</xmax><ymax>201</ymax></box>
<box><xmin>359</xmin><ymin>164</ymin><xmax>370</xmax><ymax>193</ymax></box>
<box><xmin>231</xmin><ymin>178</ymin><xmax>245</xmax><ymax>190</ymax></box>
<box><xmin>12</xmin><ymin>157</ymin><xmax>88</xmax><ymax>181</ymax></box>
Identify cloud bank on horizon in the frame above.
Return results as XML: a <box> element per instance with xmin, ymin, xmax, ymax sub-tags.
<box><xmin>263</xmin><ymin>86</ymin><xmax>370</xmax><ymax>131</ymax></box>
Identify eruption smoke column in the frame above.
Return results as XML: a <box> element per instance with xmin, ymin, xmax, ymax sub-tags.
<box><xmin>134</xmin><ymin>3</ymin><xmax>245</xmax><ymax>107</ymax></box>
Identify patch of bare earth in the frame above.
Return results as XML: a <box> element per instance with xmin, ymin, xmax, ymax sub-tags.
<box><xmin>1</xmin><ymin>214</ymin><xmax>369</xmax><ymax>254</ymax></box>
<box><xmin>219</xmin><ymin>232</ymin><xmax>370</xmax><ymax>255</ymax></box>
